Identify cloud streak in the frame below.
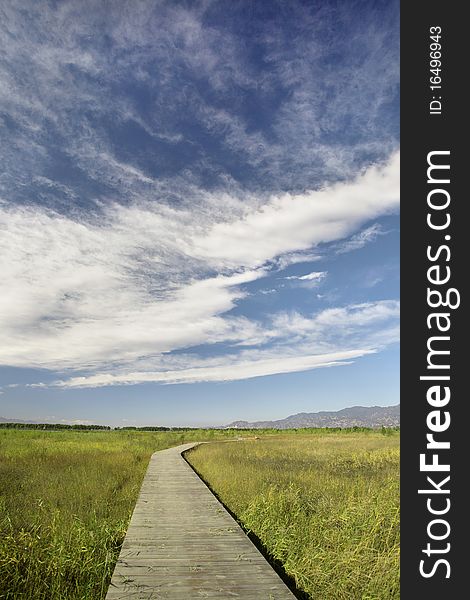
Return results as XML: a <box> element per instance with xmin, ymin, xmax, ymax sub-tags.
<box><xmin>0</xmin><ymin>150</ymin><xmax>399</xmax><ymax>386</ymax></box>
<box><xmin>0</xmin><ymin>1</ymin><xmax>399</xmax><ymax>391</ymax></box>
<box><xmin>0</xmin><ymin>0</ymin><xmax>399</xmax><ymax>208</ymax></box>
<box><xmin>49</xmin><ymin>350</ymin><xmax>373</xmax><ymax>388</ymax></box>
<box><xmin>334</xmin><ymin>223</ymin><xmax>388</xmax><ymax>254</ymax></box>
<box><xmin>41</xmin><ymin>300</ymin><xmax>399</xmax><ymax>388</ymax></box>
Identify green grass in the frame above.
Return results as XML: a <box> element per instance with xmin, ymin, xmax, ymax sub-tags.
<box><xmin>186</xmin><ymin>432</ymin><xmax>400</xmax><ymax>600</ymax></box>
<box><xmin>0</xmin><ymin>428</ymin><xmax>399</xmax><ymax>599</ymax></box>
<box><xmin>0</xmin><ymin>428</ymin><xmax>234</xmax><ymax>600</ymax></box>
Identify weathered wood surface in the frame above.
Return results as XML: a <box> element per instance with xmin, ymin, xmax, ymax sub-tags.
<box><xmin>106</xmin><ymin>442</ymin><xmax>296</xmax><ymax>599</ymax></box>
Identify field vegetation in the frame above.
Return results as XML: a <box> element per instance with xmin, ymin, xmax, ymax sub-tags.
<box><xmin>0</xmin><ymin>428</ymin><xmax>233</xmax><ymax>599</ymax></box>
<box><xmin>0</xmin><ymin>428</ymin><xmax>399</xmax><ymax>599</ymax></box>
<box><xmin>186</xmin><ymin>431</ymin><xmax>400</xmax><ymax>600</ymax></box>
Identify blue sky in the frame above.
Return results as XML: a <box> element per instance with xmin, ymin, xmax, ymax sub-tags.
<box><xmin>0</xmin><ymin>0</ymin><xmax>399</xmax><ymax>427</ymax></box>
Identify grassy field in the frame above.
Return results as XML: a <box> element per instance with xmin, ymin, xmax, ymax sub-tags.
<box><xmin>0</xmin><ymin>428</ymin><xmax>399</xmax><ymax>600</ymax></box>
<box><xmin>0</xmin><ymin>428</ymin><xmax>233</xmax><ymax>600</ymax></box>
<box><xmin>186</xmin><ymin>431</ymin><xmax>400</xmax><ymax>600</ymax></box>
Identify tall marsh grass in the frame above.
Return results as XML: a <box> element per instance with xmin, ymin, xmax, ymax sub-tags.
<box><xmin>1</xmin><ymin>429</ymin><xmax>399</xmax><ymax>599</ymax></box>
<box><xmin>186</xmin><ymin>432</ymin><xmax>400</xmax><ymax>600</ymax></box>
<box><xmin>0</xmin><ymin>428</ymin><xmax>230</xmax><ymax>599</ymax></box>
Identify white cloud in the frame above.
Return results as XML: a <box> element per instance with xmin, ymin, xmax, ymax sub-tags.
<box><xmin>335</xmin><ymin>223</ymin><xmax>387</xmax><ymax>254</ymax></box>
<box><xmin>270</xmin><ymin>301</ymin><xmax>399</xmax><ymax>349</ymax></box>
<box><xmin>0</xmin><ymin>3</ymin><xmax>399</xmax><ymax>390</ymax></box>
<box><xmin>24</xmin><ymin>300</ymin><xmax>399</xmax><ymax>389</ymax></box>
<box><xmin>285</xmin><ymin>271</ymin><xmax>327</xmax><ymax>283</ymax></box>
<box><xmin>192</xmin><ymin>151</ymin><xmax>399</xmax><ymax>268</ymax></box>
<box><xmin>0</xmin><ymin>0</ymin><xmax>398</xmax><ymax>204</ymax></box>
<box><xmin>274</xmin><ymin>252</ymin><xmax>321</xmax><ymax>270</ymax></box>
<box><xmin>50</xmin><ymin>349</ymin><xmax>374</xmax><ymax>388</ymax></box>
<box><xmin>298</xmin><ymin>272</ymin><xmax>326</xmax><ymax>281</ymax></box>
<box><xmin>0</xmin><ymin>152</ymin><xmax>398</xmax><ymax>385</ymax></box>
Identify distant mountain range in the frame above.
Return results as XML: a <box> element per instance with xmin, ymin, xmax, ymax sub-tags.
<box><xmin>225</xmin><ymin>404</ymin><xmax>400</xmax><ymax>429</ymax></box>
<box><xmin>2</xmin><ymin>404</ymin><xmax>400</xmax><ymax>429</ymax></box>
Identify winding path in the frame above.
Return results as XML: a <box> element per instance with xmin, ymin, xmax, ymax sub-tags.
<box><xmin>106</xmin><ymin>442</ymin><xmax>296</xmax><ymax>599</ymax></box>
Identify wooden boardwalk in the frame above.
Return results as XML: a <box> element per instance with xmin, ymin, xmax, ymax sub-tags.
<box><xmin>106</xmin><ymin>443</ymin><xmax>297</xmax><ymax>599</ymax></box>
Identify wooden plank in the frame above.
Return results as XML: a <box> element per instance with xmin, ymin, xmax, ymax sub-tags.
<box><xmin>106</xmin><ymin>443</ymin><xmax>296</xmax><ymax>599</ymax></box>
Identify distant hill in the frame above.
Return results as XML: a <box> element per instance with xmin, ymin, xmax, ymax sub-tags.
<box><xmin>2</xmin><ymin>404</ymin><xmax>400</xmax><ymax>430</ymax></box>
<box><xmin>225</xmin><ymin>404</ymin><xmax>400</xmax><ymax>429</ymax></box>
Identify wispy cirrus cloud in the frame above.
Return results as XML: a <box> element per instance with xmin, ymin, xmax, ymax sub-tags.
<box><xmin>47</xmin><ymin>350</ymin><xmax>373</xmax><ymax>389</ymax></box>
<box><xmin>334</xmin><ymin>223</ymin><xmax>388</xmax><ymax>254</ymax></box>
<box><xmin>0</xmin><ymin>0</ymin><xmax>399</xmax><ymax>208</ymax></box>
<box><xmin>38</xmin><ymin>300</ymin><xmax>399</xmax><ymax>388</ymax></box>
<box><xmin>285</xmin><ymin>271</ymin><xmax>327</xmax><ymax>282</ymax></box>
<box><xmin>0</xmin><ymin>153</ymin><xmax>398</xmax><ymax>385</ymax></box>
<box><xmin>0</xmin><ymin>1</ymin><xmax>399</xmax><ymax>391</ymax></box>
